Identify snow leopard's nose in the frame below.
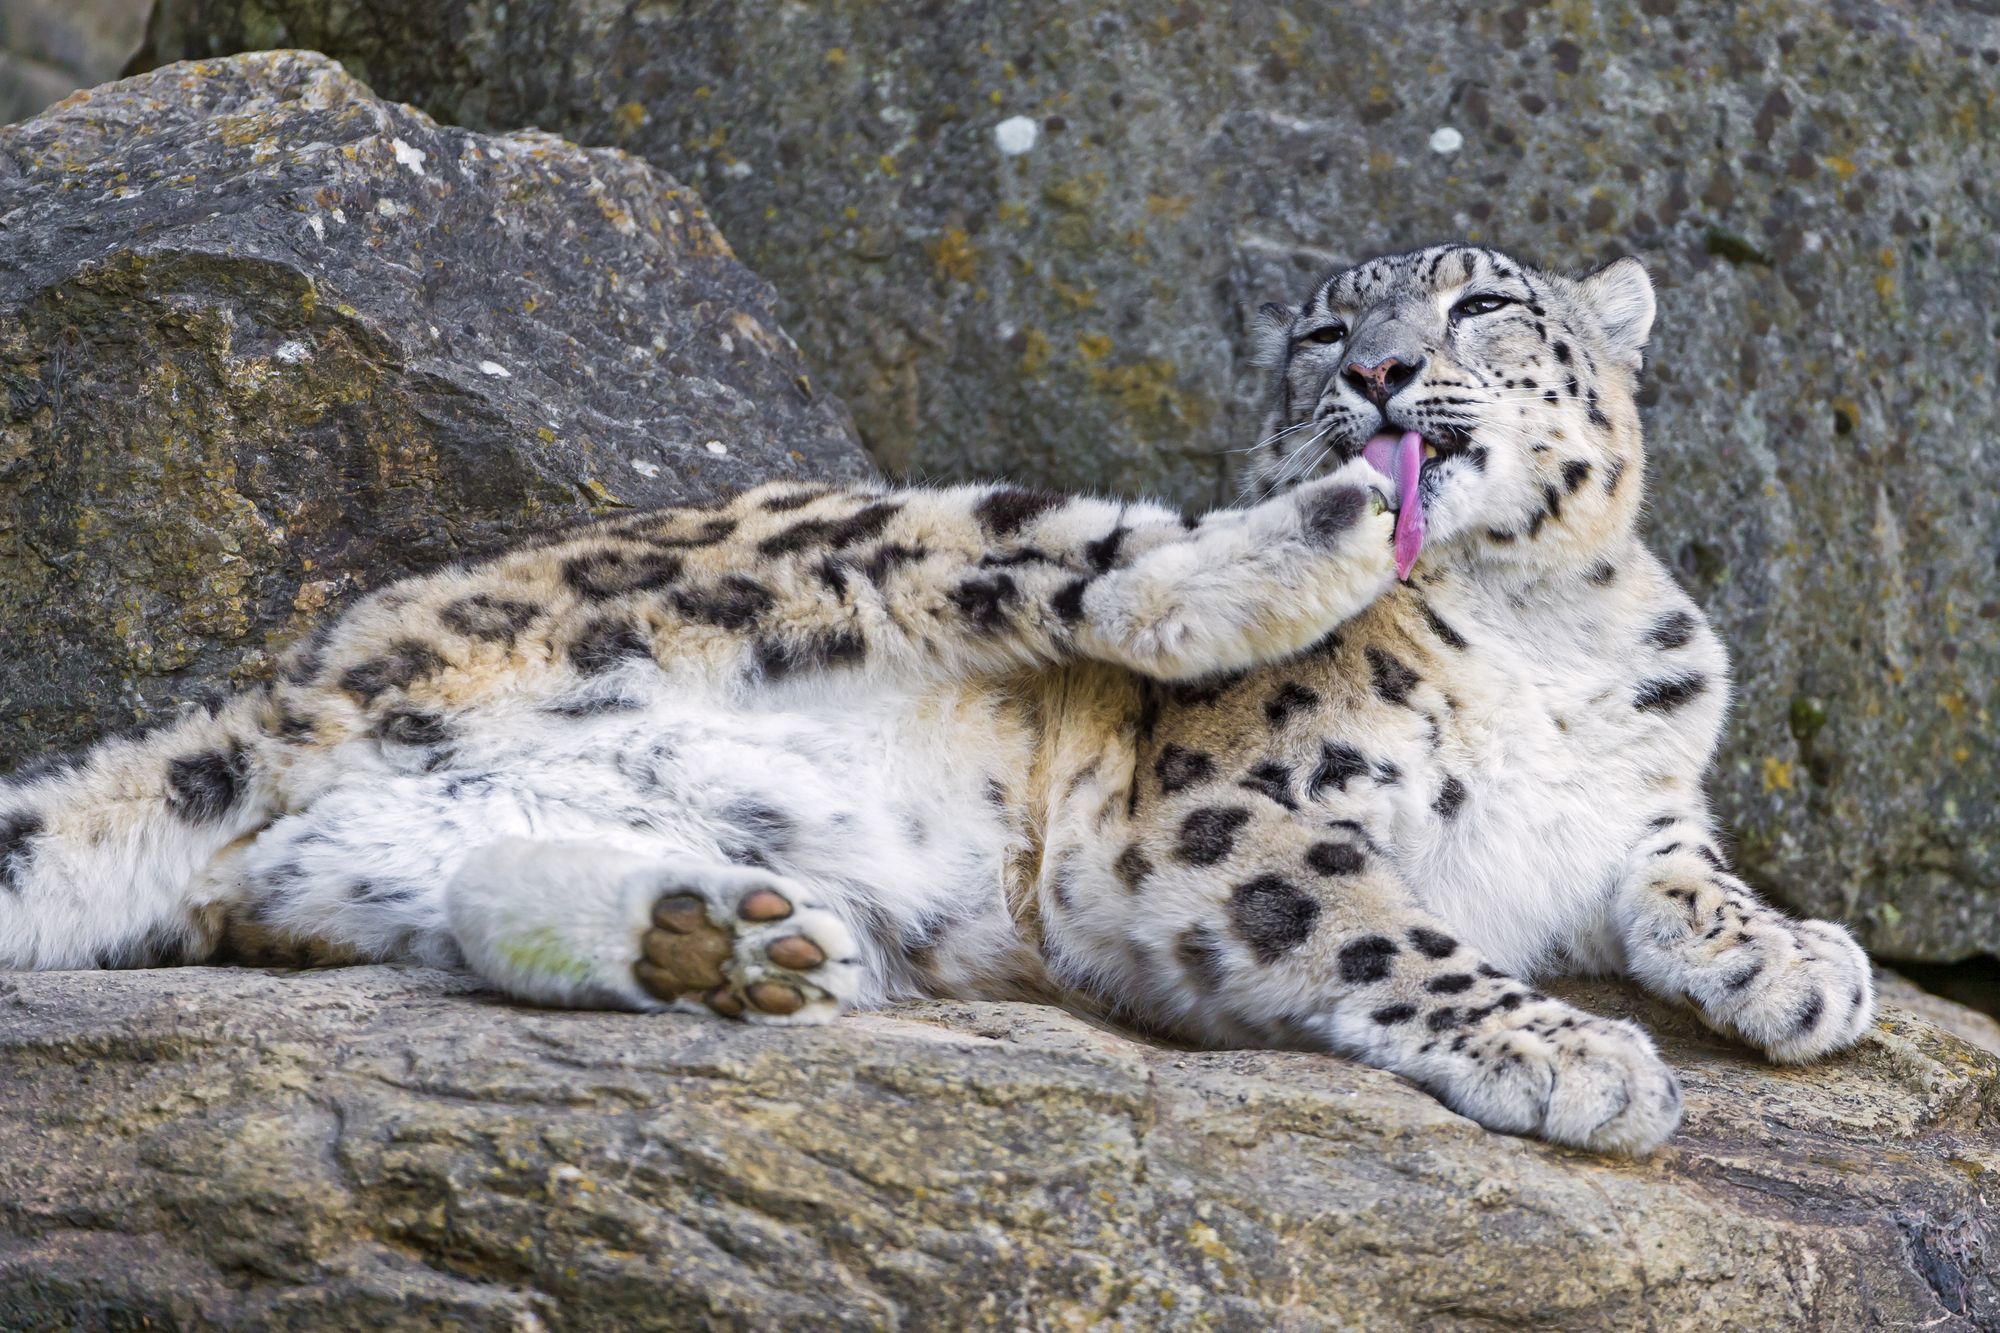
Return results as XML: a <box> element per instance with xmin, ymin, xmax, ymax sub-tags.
<box><xmin>1344</xmin><ymin>355</ymin><xmax>1423</xmax><ymax>408</ymax></box>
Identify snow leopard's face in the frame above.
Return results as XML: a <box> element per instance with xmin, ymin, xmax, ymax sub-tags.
<box><xmin>1246</xmin><ymin>245</ymin><xmax>1655</xmax><ymax>571</ymax></box>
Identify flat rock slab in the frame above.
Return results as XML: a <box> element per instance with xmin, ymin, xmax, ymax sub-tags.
<box><xmin>0</xmin><ymin>51</ymin><xmax>872</xmax><ymax>769</ymax></box>
<box><xmin>0</xmin><ymin>965</ymin><xmax>1993</xmax><ymax>1328</ymax></box>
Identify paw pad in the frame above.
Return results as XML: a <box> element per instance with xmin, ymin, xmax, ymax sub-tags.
<box><xmin>631</xmin><ymin>876</ymin><xmax>861</xmax><ymax>1023</ymax></box>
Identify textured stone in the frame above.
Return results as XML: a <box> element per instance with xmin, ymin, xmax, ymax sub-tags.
<box><xmin>0</xmin><ymin>965</ymin><xmax>1994</xmax><ymax>1328</ymax></box>
<box><xmin>0</xmin><ymin>51</ymin><xmax>872</xmax><ymax>770</ymax></box>
<box><xmin>131</xmin><ymin>2</ymin><xmax>2000</xmax><ymax>962</ymax></box>
<box><xmin>0</xmin><ymin>0</ymin><xmax>149</xmax><ymax>123</ymax></box>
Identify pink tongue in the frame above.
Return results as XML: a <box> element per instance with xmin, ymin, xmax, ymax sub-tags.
<box><xmin>1362</xmin><ymin>431</ymin><xmax>1426</xmax><ymax>580</ymax></box>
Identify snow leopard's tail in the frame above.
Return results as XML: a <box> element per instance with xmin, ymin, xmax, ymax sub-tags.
<box><xmin>0</xmin><ymin>690</ymin><xmax>284</xmax><ymax>969</ymax></box>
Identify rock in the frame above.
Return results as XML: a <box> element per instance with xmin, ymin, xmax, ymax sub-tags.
<box><xmin>130</xmin><ymin>4</ymin><xmax>2000</xmax><ymax>962</ymax></box>
<box><xmin>0</xmin><ymin>0</ymin><xmax>149</xmax><ymax>123</ymax></box>
<box><xmin>1881</xmin><ymin>968</ymin><xmax>2000</xmax><ymax>1059</ymax></box>
<box><xmin>0</xmin><ymin>51</ymin><xmax>873</xmax><ymax>771</ymax></box>
<box><xmin>0</xmin><ymin>966</ymin><xmax>1994</xmax><ymax>1328</ymax></box>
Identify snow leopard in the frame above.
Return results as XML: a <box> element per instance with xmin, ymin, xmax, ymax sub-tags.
<box><xmin>0</xmin><ymin>244</ymin><xmax>1874</xmax><ymax>1156</ymax></box>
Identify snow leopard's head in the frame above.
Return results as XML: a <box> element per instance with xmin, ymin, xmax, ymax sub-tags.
<box><xmin>1246</xmin><ymin>245</ymin><xmax>1654</xmax><ymax>575</ymax></box>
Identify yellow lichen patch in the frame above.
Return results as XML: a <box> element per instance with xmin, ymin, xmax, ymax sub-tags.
<box><xmin>1761</xmin><ymin>757</ymin><xmax>1795</xmax><ymax>792</ymax></box>
<box><xmin>1049</xmin><ymin>277</ymin><xmax>1096</xmax><ymax>311</ymax></box>
<box><xmin>926</xmin><ymin>227</ymin><xmax>978</xmax><ymax>283</ymax></box>
<box><xmin>1090</xmin><ymin>358</ymin><xmax>1206</xmax><ymax>434</ymax></box>
<box><xmin>1145</xmin><ymin>193</ymin><xmax>1191</xmax><ymax>219</ymax></box>
<box><xmin>1939</xmin><ymin>692</ymin><xmax>1967</xmax><ymax>721</ymax></box>
<box><xmin>1824</xmin><ymin>154</ymin><xmax>1859</xmax><ymax>178</ymax></box>
<box><xmin>824</xmin><ymin>47</ymin><xmax>847</xmax><ymax>66</ymax></box>
<box><xmin>1075</xmin><ymin>332</ymin><xmax>1114</xmax><ymax>362</ymax></box>
<box><xmin>613</xmin><ymin>101</ymin><xmax>648</xmax><ymax>132</ymax></box>
<box><xmin>1018</xmin><ymin>329</ymin><xmax>1052</xmax><ymax>375</ymax></box>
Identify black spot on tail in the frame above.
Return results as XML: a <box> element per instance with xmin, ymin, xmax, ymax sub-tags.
<box><xmin>1155</xmin><ymin>744</ymin><xmax>1215</xmax><ymax>793</ymax></box>
<box><xmin>1372</xmin><ymin>1002</ymin><xmax>1417</xmax><ymax>1025</ymax></box>
<box><xmin>166</xmin><ymin>745</ymin><xmax>248</xmax><ymax>825</ymax></box>
<box><xmin>1052</xmin><ymin>576</ymin><xmax>1092</xmax><ymax>624</ymax></box>
<box><xmin>1175</xmin><ymin>806</ymin><xmax>1251</xmax><ymax>865</ymax></box>
<box><xmin>759</xmin><ymin>500</ymin><xmax>903</xmax><ymax>556</ymax></box>
<box><xmin>0</xmin><ymin>811</ymin><xmax>44</xmax><ymax>892</ymax></box>
<box><xmin>1366</xmin><ymin>647</ymin><xmax>1420</xmax><ymax>706</ymax></box>
<box><xmin>1792</xmin><ymin>990</ymin><xmax>1825</xmax><ymax>1034</ymax></box>
<box><xmin>1634</xmin><ymin>674</ymin><xmax>1708</xmax><ymax>713</ymax></box>
<box><xmin>568</xmin><ymin>617</ymin><xmax>653</xmax><ymax>674</ymax></box>
<box><xmin>562</xmin><ymin>547</ymin><xmax>684</xmax><ymax>599</ymax></box>
<box><xmin>1337</xmin><ymin>935</ymin><xmax>1398</xmax><ymax>984</ymax></box>
<box><xmin>760</xmin><ymin>486</ymin><xmax>833</xmax><ymax>512</ymax></box>
<box><xmin>647</xmin><ymin>516</ymin><xmax>739</xmax><ymax>548</ymax></box>
<box><xmin>1561</xmin><ymin>459</ymin><xmax>1593</xmax><ymax>493</ymax></box>
<box><xmin>1084</xmin><ymin>525</ymin><xmax>1128</xmax><ymax>572</ymax></box>
<box><xmin>948</xmin><ymin>573</ymin><xmax>1018</xmax><ymax>633</ymax></box>
<box><xmin>1426</xmin><ymin>973</ymin><xmax>1475</xmax><ymax>995</ymax></box>
<box><xmin>339</xmin><ymin>639</ymin><xmax>447</xmax><ymax>703</ymax></box>
<box><xmin>441</xmin><ymin>593</ymin><xmax>542</xmax><ymax>645</ymax></box>
<box><xmin>672</xmin><ymin>575</ymin><xmax>777</xmax><ymax>630</ymax></box>
<box><xmin>974</xmin><ymin>487</ymin><xmax>1065</xmax><ymax>538</ymax></box>
<box><xmin>1306</xmin><ymin>741</ymin><xmax>1369</xmax><ymax>798</ymax></box>
<box><xmin>1229</xmin><ymin>875</ymin><xmax>1322</xmax><ymax>962</ymax></box>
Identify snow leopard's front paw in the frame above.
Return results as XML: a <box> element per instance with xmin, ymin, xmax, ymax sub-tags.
<box><xmin>633</xmin><ymin>867</ymin><xmax>865</xmax><ymax>1025</ymax></box>
<box><xmin>1623</xmin><ymin>869</ymin><xmax>1875</xmax><ymax>1064</ymax></box>
<box><xmin>1429</xmin><ymin>1002</ymin><xmax>1682</xmax><ymax>1157</ymax></box>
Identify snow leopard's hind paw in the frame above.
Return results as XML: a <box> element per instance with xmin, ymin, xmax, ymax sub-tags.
<box><xmin>635</xmin><ymin>870</ymin><xmax>864</xmax><ymax>1024</ymax></box>
<box><xmin>446</xmin><ymin>840</ymin><xmax>864</xmax><ymax>1021</ymax></box>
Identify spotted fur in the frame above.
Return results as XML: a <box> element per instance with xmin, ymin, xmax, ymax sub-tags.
<box><xmin>0</xmin><ymin>245</ymin><xmax>1873</xmax><ymax>1157</ymax></box>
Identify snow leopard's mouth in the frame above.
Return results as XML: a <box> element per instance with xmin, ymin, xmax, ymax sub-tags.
<box><xmin>1361</xmin><ymin>430</ymin><xmax>1435</xmax><ymax>581</ymax></box>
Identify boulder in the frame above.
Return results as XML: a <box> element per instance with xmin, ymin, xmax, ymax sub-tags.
<box><xmin>129</xmin><ymin>3</ymin><xmax>2000</xmax><ymax>962</ymax></box>
<box><xmin>0</xmin><ymin>51</ymin><xmax>873</xmax><ymax>771</ymax></box>
<box><xmin>0</xmin><ymin>965</ymin><xmax>1994</xmax><ymax>1328</ymax></box>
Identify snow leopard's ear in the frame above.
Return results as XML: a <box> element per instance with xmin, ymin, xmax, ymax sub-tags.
<box><xmin>1578</xmin><ymin>258</ymin><xmax>1654</xmax><ymax>370</ymax></box>
<box><xmin>1252</xmin><ymin>301</ymin><xmax>1295</xmax><ymax>370</ymax></box>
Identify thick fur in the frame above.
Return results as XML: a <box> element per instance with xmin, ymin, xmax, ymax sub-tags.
<box><xmin>0</xmin><ymin>245</ymin><xmax>1873</xmax><ymax>1156</ymax></box>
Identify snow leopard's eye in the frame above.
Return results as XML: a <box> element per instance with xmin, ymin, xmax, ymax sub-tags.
<box><xmin>1297</xmin><ymin>323</ymin><xmax>1346</xmax><ymax>346</ymax></box>
<box><xmin>1450</xmin><ymin>294</ymin><xmax>1515</xmax><ymax>321</ymax></box>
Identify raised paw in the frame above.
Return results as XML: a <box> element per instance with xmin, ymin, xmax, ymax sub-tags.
<box><xmin>1423</xmin><ymin>1002</ymin><xmax>1683</xmax><ymax>1157</ymax></box>
<box><xmin>633</xmin><ymin>871</ymin><xmax>863</xmax><ymax>1025</ymax></box>
<box><xmin>1624</xmin><ymin>871</ymin><xmax>1875</xmax><ymax>1063</ymax></box>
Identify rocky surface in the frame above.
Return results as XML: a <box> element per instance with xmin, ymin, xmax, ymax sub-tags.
<box><xmin>0</xmin><ymin>965</ymin><xmax>1994</xmax><ymax>1329</ymax></box>
<box><xmin>129</xmin><ymin>3</ymin><xmax>2000</xmax><ymax>961</ymax></box>
<box><xmin>0</xmin><ymin>0</ymin><xmax>149</xmax><ymax>124</ymax></box>
<box><xmin>0</xmin><ymin>51</ymin><xmax>872</xmax><ymax>771</ymax></box>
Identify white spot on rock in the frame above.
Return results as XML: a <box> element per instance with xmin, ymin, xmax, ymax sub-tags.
<box><xmin>631</xmin><ymin>459</ymin><xmax>661</xmax><ymax>478</ymax></box>
<box><xmin>274</xmin><ymin>340</ymin><xmax>311</xmax><ymax>364</ymax></box>
<box><xmin>994</xmin><ymin>116</ymin><xmax>1039</xmax><ymax>156</ymax></box>
<box><xmin>306</xmin><ymin>215</ymin><xmax>326</xmax><ymax>242</ymax></box>
<box><xmin>704</xmin><ymin>440</ymin><xmax>727</xmax><ymax>456</ymax></box>
<box><xmin>722</xmin><ymin>160</ymin><xmax>753</xmax><ymax>180</ymax></box>
<box><xmin>375</xmin><ymin>198</ymin><xmax>401</xmax><ymax>218</ymax></box>
<box><xmin>391</xmin><ymin>138</ymin><xmax>428</xmax><ymax>176</ymax></box>
<box><xmin>478</xmin><ymin>360</ymin><xmax>512</xmax><ymax>378</ymax></box>
<box><xmin>1428</xmin><ymin>126</ymin><xmax>1464</xmax><ymax>156</ymax></box>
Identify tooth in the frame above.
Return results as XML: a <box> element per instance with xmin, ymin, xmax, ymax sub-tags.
<box><xmin>1424</xmin><ymin>443</ymin><xmax>1438</xmax><ymax>460</ymax></box>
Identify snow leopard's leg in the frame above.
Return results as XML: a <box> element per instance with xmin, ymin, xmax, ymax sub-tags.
<box><xmin>740</xmin><ymin>461</ymin><xmax>1396</xmax><ymax>684</ymax></box>
<box><xmin>1613</xmin><ymin>817</ymin><xmax>1874</xmax><ymax>1062</ymax></box>
<box><xmin>1045</xmin><ymin>792</ymin><xmax>1682</xmax><ymax>1155</ymax></box>
<box><xmin>220</xmin><ymin>772</ymin><xmax>871</xmax><ymax>1022</ymax></box>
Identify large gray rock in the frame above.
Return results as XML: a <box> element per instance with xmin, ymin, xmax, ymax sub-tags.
<box><xmin>131</xmin><ymin>3</ymin><xmax>2000</xmax><ymax>962</ymax></box>
<box><xmin>0</xmin><ymin>965</ymin><xmax>1995</xmax><ymax>1328</ymax></box>
<box><xmin>0</xmin><ymin>51</ymin><xmax>872</xmax><ymax>771</ymax></box>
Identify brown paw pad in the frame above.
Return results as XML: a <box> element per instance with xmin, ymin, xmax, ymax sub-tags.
<box><xmin>635</xmin><ymin>895</ymin><xmax>733</xmax><ymax>1000</ymax></box>
<box><xmin>739</xmin><ymin>889</ymin><xmax>794</xmax><ymax>922</ymax></box>
<box><xmin>747</xmin><ymin>981</ymin><xmax>805</xmax><ymax>1015</ymax></box>
<box><xmin>765</xmin><ymin>936</ymin><xmax>826</xmax><ymax>970</ymax></box>
<box><xmin>705</xmin><ymin>986</ymin><xmax>745</xmax><ymax>1018</ymax></box>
